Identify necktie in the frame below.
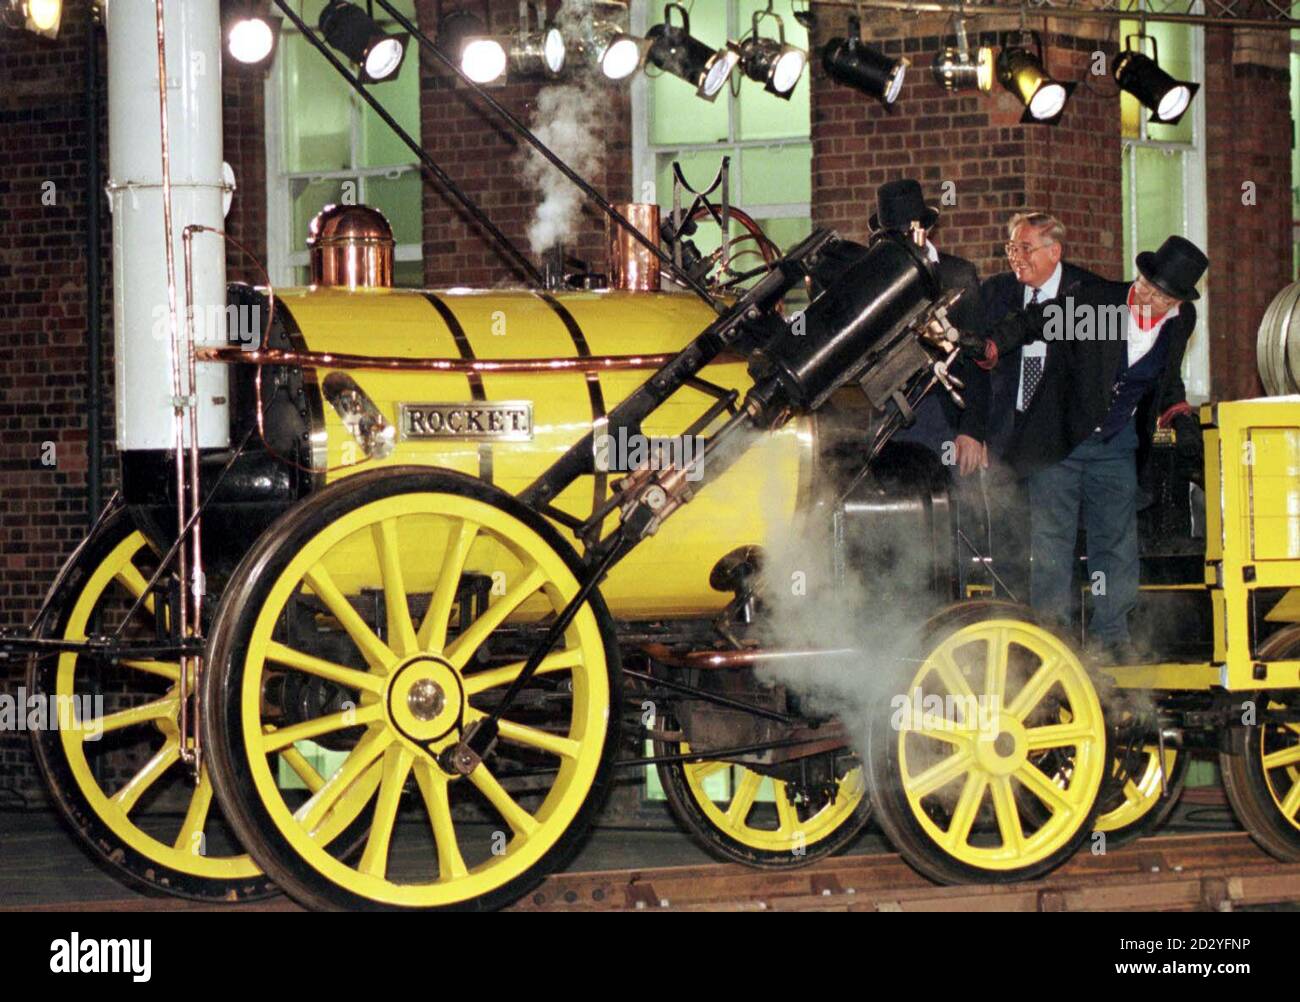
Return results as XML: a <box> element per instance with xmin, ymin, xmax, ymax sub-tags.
<box><xmin>1018</xmin><ymin>287</ymin><xmax>1044</xmax><ymax>411</ymax></box>
<box><xmin>1030</xmin><ymin>287</ymin><xmax>1041</xmax><ymax>305</ymax></box>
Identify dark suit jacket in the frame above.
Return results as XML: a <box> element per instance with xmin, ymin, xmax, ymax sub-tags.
<box><xmin>979</xmin><ymin>261</ymin><xmax>1100</xmax><ymax>459</ymax></box>
<box><xmin>1000</xmin><ymin>279</ymin><xmax>1195</xmax><ymax>476</ymax></box>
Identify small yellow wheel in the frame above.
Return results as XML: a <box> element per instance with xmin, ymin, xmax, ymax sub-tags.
<box><xmin>27</xmin><ymin>508</ymin><xmax>275</xmax><ymax>901</ymax></box>
<box><xmin>867</xmin><ymin>601</ymin><xmax>1108</xmax><ymax>884</ymax></box>
<box><xmin>204</xmin><ymin>468</ymin><xmax>620</xmax><ymax>910</ymax></box>
<box><xmin>1221</xmin><ymin>625</ymin><xmax>1300</xmax><ymax>862</ymax></box>
<box><xmin>654</xmin><ymin>731</ymin><xmax>868</xmax><ymax>867</ymax></box>
<box><xmin>1093</xmin><ymin>744</ymin><xmax>1187</xmax><ymax>845</ymax></box>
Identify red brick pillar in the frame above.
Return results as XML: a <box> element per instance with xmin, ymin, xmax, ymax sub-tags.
<box><xmin>1204</xmin><ymin>28</ymin><xmax>1291</xmax><ymax>402</ymax></box>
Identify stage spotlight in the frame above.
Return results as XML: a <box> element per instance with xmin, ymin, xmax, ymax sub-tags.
<box><xmin>3</xmin><ymin>0</ymin><xmax>61</xmax><ymax>38</ymax></box>
<box><xmin>320</xmin><ymin>0</ymin><xmax>408</xmax><ymax>83</ymax></box>
<box><xmin>647</xmin><ymin>2</ymin><xmax>740</xmax><ymax>101</ymax></box>
<box><xmin>436</xmin><ymin>11</ymin><xmax>507</xmax><ymax>83</ymax></box>
<box><xmin>226</xmin><ymin>3</ymin><xmax>280</xmax><ymax>68</ymax></box>
<box><xmin>588</xmin><ymin>19</ymin><xmax>646</xmax><ymax>80</ymax></box>
<box><xmin>931</xmin><ymin>18</ymin><xmax>992</xmax><ymax>93</ymax></box>
<box><xmin>822</xmin><ymin>17</ymin><xmax>907</xmax><ymax>106</ymax></box>
<box><xmin>996</xmin><ymin>44</ymin><xmax>1074</xmax><ymax>124</ymax></box>
<box><xmin>511</xmin><ymin>25</ymin><xmax>567</xmax><ymax>77</ymax></box>
<box><xmin>738</xmin><ymin>11</ymin><xmax>806</xmax><ymax>99</ymax></box>
<box><xmin>1114</xmin><ymin>40</ymin><xmax>1198</xmax><ymax>125</ymax></box>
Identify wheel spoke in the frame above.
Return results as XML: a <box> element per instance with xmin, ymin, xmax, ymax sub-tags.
<box><xmin>119</xmin><ymin>659</ymin><xmax>182</xmax><ymax>682</ymax></box>
<box><xmin>725</xmin><ymin>769</ymin><xmax>763</xmax><ymax>826</ymax></box>
<box><xmin>1278</xmin><ymin>781</ymin><xmax>1300</xmax><ymax>822</ymax></box>
<box><xmin>687</xmin><ymin>760</ymin><xmax>729</xmax><ymax>783</ymax></box>
<box><xmin>264</xmin><ymin>641</ymin><xmax>386</xmax><ymax>695</ymax></box>
<box><xmin>904</xmin><ymin>749</ymin><xmax>973</xmax><ymax>798</ymax></box>
<box><xmin>984</xmin><ymin>629</ymin><xmax>1010</xmax><ymax>703</ymax></box>
<box><xmin>1262</xmin><ymin>744</ymin><xmax>1300</xmax><ymax>770</ymax></box>
<box><xmin>359</xmin><ymin>745</ymin><xmax>414</xmax><ymax>879</ymax></box>
<box><xmin>416</xmin><ymin>519</ymin><xmax>479</xmax><ymax>653</ymax></box>
<box><xmin>111</xmin><ymin>738</ymin><xmax>181</xmax><ymax>815</ymax></box>
<box><xmin>413</xmin><ymin>758</ymin><xmax>469</xmax><ymax>881</ymax></box>
<box><xmin>1015</xmin><ymin>762</ymin><xmax>1074</xmax><ymax>815</ymax></box>
<box><xmin>913</xmin><ymin>713</ymin><xmax>976</xmax><ymax>748</ymax></box>
<box><xmin>373</xmin><ymin>518</ymin><xmax>419</xmax><ymax>659</ymax></box>
<box><xmin>1024</xmin><ymin>721</ymin><xmax>1097</xmax><ymax>751</ymax></box>
<box><xmin>932</xmin><ymin>648</ymin><xmax>977</xmax><ymax>705</ymax></box>
<box><xmin>468</xmin><ymin>764</ymin><xmax>541</xmax><ymax>839</ymax></box>
<box><xmin>989</xmin><ymin>775</ymin><xmax>1025</xmax><ymax>855</ymax></box>
<box><xmin>494</xmin><ymin>716</ymin><xmax>580</xmax><ymax>760</ymax></box>
<box><xmin>774</xmin><ymin>783</ymin><xmax>799</xmax><ymax>836</ymax></box>
<box><xmin>294</xmin><ymin>726</ymin><xmax>393</xmax><ymax>833</ymax></box>
<box><xmin>114</xmin><ymin>561</ymin><xmax>157</xmax><ymax>615</ymax></box>
<box><xmin>943</xmin><ymin>772</ymin><xmax>988</xmax><ymax>851</ymax></box>
<box><xmin>279</xmin><ymin>744</ymin><xmax>326</xmax><ymax>794</ymax></box>
<box><xmin>88</xmin><ymin>695</ymin><xmax>178</xmax><ymax>738</ymax></box>
<box><xmin>1006</xmin><ymin>656</ymin><xmax>1062</xmax><ymax>720</ymax></box>
<box><xmin>462</xmin><ymin>647</ymin><xmax>584</xmax><ymax>697</ymax></box>
<box><xmin>261</xmin><ymin>702</ymin><xmax>385</xmax><ymax>753</ymax></box>
<box><xmin>444</xmin><ymin>565</ymin><xmax>548</xmax><ymax>671</ymax></box>
<box><xmin>172</xmin><ymin>769</ymin><xmax>214</xmax><ymax>853</ymax></box>
<box><xmin>303</xmin><ymin>564</ymin><xmax>395</xmax><ymax>672</ymax></box>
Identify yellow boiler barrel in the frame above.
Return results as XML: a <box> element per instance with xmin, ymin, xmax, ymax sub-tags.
<box><xmin>275</xmin><ymin>286</ymin><xmax>810</xmax><ymax>620</ymax></box>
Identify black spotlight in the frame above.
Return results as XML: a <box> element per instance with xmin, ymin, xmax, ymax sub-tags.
<box><xmin>996</xmin><ymin>39</ymin><xmax>1074</xmax><ymax>124</ymax></box>
<box><xmin>647</xmin><ymin>2</ymin><xmax>740</xmax><ymax>101</ymax></box>
<box><xmin>738</xmin><ymin>10</ymin><xmax>807</xmax><ymax>99</ymax></box>
<box><xmin>821</xmin><ymin>17</ymin><xmax>907</xmax><ymax>106</ymax></box>
<box><xmin>1114</xmin><ymin>37</ymin><xmax>1198</xmax><ymax>125</ymax></box>
<box><xmin>320</xmin><ymin>0</ymin><xmax>408</xmax><ymax>83</ymax></box>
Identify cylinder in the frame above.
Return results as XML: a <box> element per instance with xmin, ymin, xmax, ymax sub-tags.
<box><xmin>308</xmin><ymin>204</ymin><xmax>395</xmax><ymax>289</ymax></box>
<box><xmin>1257</xmin><ymin>281</ymin><xmax>1300</xmax><ymax>396</ymax></box>
<box><xmin>607</xmin><ymin>203</ymin><xmax>661</xmax><ymax>292</ymax></box>
<box><xmin>106</xmin><ymin>0</ymin><xmax>229</xmax><ymax>450</ymax></box>
<box><xmin>750</xmin><ymin>232</ymin><xmax>937</xmax><ymax>413</ymax></box>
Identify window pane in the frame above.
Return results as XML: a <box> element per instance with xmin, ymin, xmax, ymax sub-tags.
<box><xmin>735</xmin><ymin>0</ymin><xmax>810</xmax><ymax>141</ymax></box>
<box><xmin>740</xmin><ymin>144</ymin><xmax>811</xmax><ymax>206</ymax></box>
<box><xmin>291</xmin><ymin>176</ymin><xmax>348</xmax><ymax>249</ymax></box>
<box><xmin>1129</xmin><ymin>146</ymin><xmax>1184</xmax><ymax>277</ymax></box>
<box><xmin>281</xmin><ymin>26</ymin><xmax>352</xmax><ymax>172</ymax></box>
<box><xmin>647</xmin><ymin>0</ymin><xmax>730</xmax><ymax>145</ymax></box>
<box><xmin>357</xmin><ymin>41</ymin><xmax>422</xmax><ymax>168</ymax></box>
<box><xmin>393</xmin><ymin>259</ymin><xmax>424</xmax><ymax>289</ymax></box>
<box><xmin>757</xmin><ymin>215</ymin><xmax>812</xmax><ymax>254</ymax></box>
<box><xmin>363</xmin><ymin>170</ymin><xmax>423</xmax><ymax>245</ymax></box>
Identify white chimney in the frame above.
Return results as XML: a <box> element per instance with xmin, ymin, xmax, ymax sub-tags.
<box><xmin>105</xmin><ymin>0</ymin><xmax>230</xmax><ymax>451</ymax></box>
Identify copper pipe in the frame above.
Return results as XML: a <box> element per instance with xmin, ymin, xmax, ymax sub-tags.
<box><xmin>196</xmin><ymin>346</ymin><xmax>684</xmax><ymax>373</ymax></box>
<box><xmin>641</xmin><ymin>643</ymin><xmax>860</xmax><ymax>670</ymax></box>
<box><xmin>608</xmin><ymin>202</ymin><xmax>661</xmax><ymax>292</ymax></box>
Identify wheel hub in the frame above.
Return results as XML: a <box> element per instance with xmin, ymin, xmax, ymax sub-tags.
<box><xmin>387</xmin><ymin>656</ymin><xmax>463</xmax><ymax>743</ymax></box>
<box><xmin>974</xmin><ymin>716</ymin><xmax>1028</xmax><ymax>776</ymax></box>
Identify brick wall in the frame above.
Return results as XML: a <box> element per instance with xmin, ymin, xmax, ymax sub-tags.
<box><xmin>811</xmin><ymin>9</ymin><xmax>1123</xmax><ymax>282</ymax></box>
<box><xmin>1204</xmin><ymin>28</ymin><xmax>1291</xmax><ymax>402</ymax></box>
<box><xmin>415</xmin><ymin>0</ymin><xmax>631</xmax><ymax>286</ymax></box>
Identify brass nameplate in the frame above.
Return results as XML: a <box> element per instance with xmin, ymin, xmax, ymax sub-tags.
<box><xmin>398</xmin><ymin>402</ymin><xmax>533</xmax><ymax>442</ymax></box>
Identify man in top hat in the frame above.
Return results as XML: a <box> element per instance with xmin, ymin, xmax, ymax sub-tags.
<box><xmin>870</xmin><ymin>179</ymin><xmax>991</xmax><ymax>476</ymax></box>
<box><xmin>965</xmin><ymin>235</ymin><xmax>1208</xmax><ymax>659</ymax></box>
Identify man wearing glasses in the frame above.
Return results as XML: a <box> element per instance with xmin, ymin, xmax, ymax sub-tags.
<box><xmin>974</xmin><ymin>213</ymin><xmax>1098</xmax><ymax>602</ymax></box>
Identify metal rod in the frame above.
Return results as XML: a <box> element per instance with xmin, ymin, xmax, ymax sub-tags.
<box><xmin>810</xmin><ymin>0</ymin><xmax>1300</xmax><ymax>31</ymax></box>
<box><xmin>85</xmin><ymin>4</ymin><xmax>102</xmax><ymax>528</ymax></box>
<box><xmin>271</xmin><ymin>0</ymin><xmax>546</xmax><ymax>288</ymax></box>
<box><xmin>370</xmin><ymin>0</ymin><xmax>722</xmax><ymax>313</ymax></box>
<box><xmin>196</xmin><ymin>345</ymin><xmax>681</xmax><ymax>373</ymax></box>
<box><xmin>622</xmin><ymin>668</ymin><xmax>802</xmax><ymax>723</ymax></box>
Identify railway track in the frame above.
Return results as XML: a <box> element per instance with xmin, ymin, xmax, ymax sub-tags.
<box><xmin>4</xmin><ymin>831</ymin><xmax>1297</xmax><ymax>912</ymax></box>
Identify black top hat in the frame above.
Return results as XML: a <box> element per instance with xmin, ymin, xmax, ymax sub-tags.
<box><xmin>869</xmin><ymin>179</ymin><xmax>939</xmax><ymax>233</ymax></box>
<box><xmin>1136</xmin><ymin>235</ymin><xmax>1207</xmax><ymax>302</ymax></box>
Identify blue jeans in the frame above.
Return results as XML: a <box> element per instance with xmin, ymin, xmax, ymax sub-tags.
<box><xmin>1025</xmin><ymin>422</ymin><xmax>1139</xmax><ymax>646</ymax></box>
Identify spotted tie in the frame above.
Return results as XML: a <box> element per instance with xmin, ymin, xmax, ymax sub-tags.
<box><xmin>1020</xmin><ymin>288</ymin><xmax>1044</xmax><ymax>410</ymax></box>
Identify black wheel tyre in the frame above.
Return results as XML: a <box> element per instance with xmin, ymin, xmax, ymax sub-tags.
<box><xmin>1220</xmin><ymin>625</ymin><xmax>1300</xmax><ymax>863</ymax></box>
<box><xmin>27</xmin><ymin>507</ymin><xmax>278</xmax><ymax>902</ymax></box>
<box><xmin>1093</xmin><ymin>744</ymin><xmax>1189</xmax><ymax>849</ymax></box>
<box><xmin>203</xmin><ymin>468</ymin><xmax>623</xmax><ymax>911</ymax></box>
<box><xmin>867</xmin><ymin>600</ymin><xmax>1110</xmax><ymax>884</ymax></box>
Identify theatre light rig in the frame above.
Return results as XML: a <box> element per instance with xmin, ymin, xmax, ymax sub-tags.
<box><xmin>225</xmin><ymin>2</ymin><xmax>281</xmax><ymax>68</ymax></box>
<box><xmin>1114</xmin><ymin>34</ymin><xmax>1198</xmax><ymax>126</ymax></box>
<box><xmin>932</xmin><ymin>17</ymin><xmax>992</xmax><ymax>94</ymax></box>
<box><xmin>320</xmin><ymin>0</ymin><xmax>408</xmax><ymax>83</ymax></box>
<box><xmin>822</xmin><ymin>16</ymin><xmax>907</xmax><ymax>106</ymax></box>
<box><xmin>2</xmin><ymin>0</ymin><xmax>60</xmax><ymax>39</ymax></box>
<box><xmin>647</xmin><ymin>2</ymin><xmax>741</xmax><ymax>101</ymax></box>
<box><xmin>738</xmin><ymin>4</ymin><xmax>807</xmax><ymax>99</ymax></box>
<box><xmin>997</xmin><ymin>34</ymin><xmax>1074</xmax><ymax>124</ymax></box>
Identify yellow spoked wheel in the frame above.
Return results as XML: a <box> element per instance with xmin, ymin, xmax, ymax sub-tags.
<box><xmin>1221</xmin><ymin>626</ymin><xmax>1300</xmax><ymax>862</ymax></box>
<box><xmin>27</xmin><ymin>508</ymin><xmax>275</xmax><ymax>901</ymax></box>
<box><xmin>654</xmin><ymin>732</ymin><xmax>869</xmax><ymax>867</ymax></box>
<box><xmin>1093</xmin><ymin>744</ymin><xmax>1187</xmax><ymax>845</ymax></box>
<box><xmin>204</xmin><ymin>468</ymin><xmax>620</xmax><ymax>910</ymax></box>
<box><xmin>867</xmin><ymin>602</ymin><xmax>1108</xmax><ymax>884</ymax></box>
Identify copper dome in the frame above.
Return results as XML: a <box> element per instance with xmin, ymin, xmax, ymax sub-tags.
<box><xmin>307</xmin><ymin>204</ymin><xmax>395</xmax><ymax>289</ymax></box>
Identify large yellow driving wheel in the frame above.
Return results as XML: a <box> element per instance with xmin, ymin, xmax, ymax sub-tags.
<box><xmin>655</xmin><ymin>734</ymin><xmax>868</xmax><ymax>867</ymax></box>
<box><xmin>27</xmin><ymin>509</ymin><xmax>276</xmax><ymax>901</ymax></box>
<box><xmin>203</xmin><ymin>469</ymin><xmax>620</xmax><ymax>910</ymax></box>
<box><xmin>868</xmin><ymin>602</ymin><xmax>1108</xmax><ymax>884</ymax></box>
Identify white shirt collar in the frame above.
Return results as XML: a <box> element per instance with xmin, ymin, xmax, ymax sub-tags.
<box><xmin>1024</xmin><ymin>262</ymin><xmax>1063</xmax><ymax>305</ymax></box>
<box><xmin>924</xmin><ymin>239</ymin><xmax>940</xmax><ymax>263</ymax></box>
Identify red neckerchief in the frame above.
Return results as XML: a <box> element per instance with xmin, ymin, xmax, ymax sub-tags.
<box><xmin>1127</xmin><ymin>284</ymin><xmax>1170</xmax><ymax>332</ymax></box>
